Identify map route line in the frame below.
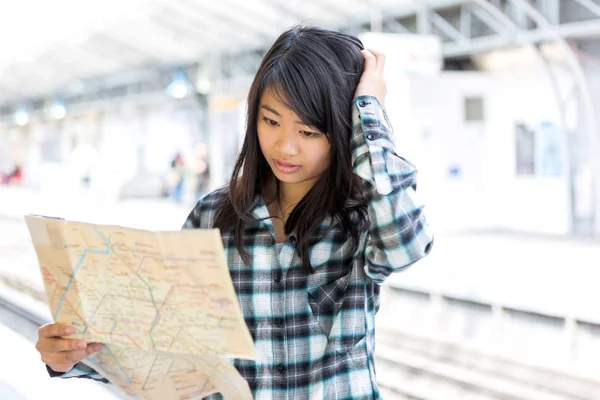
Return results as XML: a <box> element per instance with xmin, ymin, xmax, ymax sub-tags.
<box><xmin>70</xmin><ymin>230</ymin><xmax>102</xmax><ymax>325</ymax></box>
<box><xmin>104</xmin><ymin>343</ymin><xmax>133</xmax><ymax>385</ymax></box>
<box><xmin>86</xmin><ymin>354</ymin><xmax>131</xmax><ymax>386</ymax></box>
<box><xmin>43</xmin><ymin>270</ymin><xmax>144</xmax><ymax>348</ymax></box>
<box><xmin>141</xmin><ymin>354</ymin><xmax>159</xmax><ymax>391</ymax></box>
<box><xmin>53</xmin><ymin>227</ymin><xmax>111</xmax><ymax>320</ymax></box>
<box><xmin>26</xmin><ymin>215</ymin><xmax>257</xmax><ymax>399</ymax></box>
<box><xmin>167</xmin><ymin>327</ymin><xmax>184</xmax><ymax>352</ymax></box>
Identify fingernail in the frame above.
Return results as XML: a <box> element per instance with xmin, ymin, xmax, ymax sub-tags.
<box><xmin>77</xmin><ymin>341</ymin><xmax>87</xmax><ymax>349</ymax></box>
<box><xmin>93</xmin><ymin>344</ymin><xmax>103</xmax><ymax>352</ymax></box>
<box><xmin>64</xmin><ymin>327</ymin><xmax>74</xmax><ymax>335</ymax></box>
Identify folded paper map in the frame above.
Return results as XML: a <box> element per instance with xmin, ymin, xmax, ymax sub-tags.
<box><xmin>25</xmin><ymin>215</ymin><xmax>257</xmax><ymax>399</ymax></box>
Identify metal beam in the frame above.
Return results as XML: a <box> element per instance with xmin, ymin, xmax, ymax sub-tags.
<box><xmin>470</xmin><ymin>5</ymin><xmax>513</xmax><ymax>34</ymax></box>
<box><xmin>431</xmin><ymin>11</ymin><xmax>470</xmax><ymax>43</ymax></box>
<box><xmin>182</xmin><ymin>0</ymin><xmax>274</xmax><ymax>41</ymax></box>
<box><xmin>460</xmin><ymin>4</ymin><xmax>472</xmax><ymax>38</ymax></box>
<box><xmin>417</xmin><ymin>5</ymin><xmax>432</xmax><ymax>34</ymax></box>
<box><xmin>383</xmin><ymin>19</ymin><xmax>410</xmax><ymax>34</ymax></box>
<box><xmin>545</xmin><ymin>0</ymin><xmax>561</xmax><ymax>25</ymax></box>
<box><xmin>472</xmin><ymin>0</ymin><xmax>520</xmax><ymax>32</ymax></box>
<box><xmin>312</xmin><ymin>0</ymin><xmax>366</xmax><ymax>22</ymax></box>
<box><xmin>550</xmin><ymin>18</ymin><xmax>600</xmax><ymax>38</ymax></box>
<box><xmin>572</xmin><ymin>0</ymin><xmax>600</xmax><ymax>18</ymax></box>
<box><xmin>4</xmin><ymin>0</ymin><xmax>600</xmax><ymax>111</ymax></box>
<box><xmin>266</xmin><ymin>1</ymin><xmax>307</xmax><ymax>26</ymax></box>
<box><xmin>444</xmin><ymin>18</ymin><xmax>600</xmax><ymax>57</ymax></box>
<box><xmin>150</xmin><ymin>13</ymin><xmax>226</xmax><ymax>50</ymax></box>
<box><xmin>370</xmin><ymin>8</ymin><xmax>383</xmax><ymax>32</ymax></box>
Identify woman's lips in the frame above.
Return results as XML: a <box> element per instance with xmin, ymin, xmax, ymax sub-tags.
<box><xmin>274</xmin><ymin>159</ymin><xmax>301</xmax><ymax>174</ymax></box>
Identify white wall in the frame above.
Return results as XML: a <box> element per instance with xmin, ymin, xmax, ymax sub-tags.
<box><xmin>397</xmin><ymin>59</ymin><xmax>572</xmax><ymax>235</ymax></box>
<box><xmin>482</xmin><ymin>47</ymin><xmax>573</xmax><ymax>235</ymax></box>
<box><xmin>400</xmin><ymin>73</ymin><xmax>498</xmax><ymax>232</ymax></box>
<box><xmin>487</xmin><ymin>66</ymin><xmax>571</xmax><ymax>235</ymax></box>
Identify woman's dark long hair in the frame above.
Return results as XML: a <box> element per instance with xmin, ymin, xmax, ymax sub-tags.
<box><xmin>214</xmin><ymin>25</ymin><xmax>369</xmax><ymax>273</ymax></box>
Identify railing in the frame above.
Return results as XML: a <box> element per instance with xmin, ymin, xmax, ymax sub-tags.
<box><xmin>2</xmin><ymin>272</ymin><xmax>599</xmax><ymax>399</ymax></box>
<box><xmin>376</xmin><ymin>283</ymin><xmax>600</xmax><ymax>398</ymax></box>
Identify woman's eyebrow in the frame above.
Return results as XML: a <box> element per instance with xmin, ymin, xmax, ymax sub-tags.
<box><xmin>260</xmin><ymin>104</ymin><xmax>280</xmax><ymax>116</ymax></box>
<box><xmin>260</xmin><ymin>104</ymin><xmax>307</xmax><ymax>125</ymax></box>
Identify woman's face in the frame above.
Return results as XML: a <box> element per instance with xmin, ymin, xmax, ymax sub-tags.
<box><xmin>257</xmin><ymin>90</ymin><xmax>330</xmax><ymax>186</ymax></box>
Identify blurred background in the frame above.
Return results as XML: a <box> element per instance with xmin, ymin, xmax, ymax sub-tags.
<box><xmin>1</xmin><ymin>0</ymin><xmax>600</xmax><ymax>399</ymax></box>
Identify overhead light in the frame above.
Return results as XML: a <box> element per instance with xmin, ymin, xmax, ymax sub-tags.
<box><xmin>14</xmin><ymin>108</ymin><xmax>29</xmax><ymax>126</ymax></box>
<box><xmin>170</xmin><ymin>83</ymin><xmax>188</xmax><ymax>99</ymax></box>
<box><xmin>167</xmin><ymin>68</ymin><xmax>191</xmax><ymax>99</ymax></box>
<box><xmin>195</xmin><ymin>75</ymin><xmax>211</xmax><ymax>95</ymax></box>
<box><xmin>50</xmin><ymin>98</ymin><xmax>66</xmax><ymax>120</ymax></box>
<box><xmin>195</xmin><ymin>58</ymin><xmax>213</xmax><ymax>95</ymax></box>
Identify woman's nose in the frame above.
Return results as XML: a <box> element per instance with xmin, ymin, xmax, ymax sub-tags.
<box><xmin>276</xmin><ymin>130</ymin><xmax>299</xmax><ymax>155</ymax></box>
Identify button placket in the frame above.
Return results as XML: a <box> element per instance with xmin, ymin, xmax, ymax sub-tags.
<box><xmin>272</xmin><ymin>237</ymin><xmax>292</xmax><ymax>387</ymax></box>
<box><xmin>274</xmin><ymin>270</ymin><xmax>282</xmax><ymax>284</ymax></box>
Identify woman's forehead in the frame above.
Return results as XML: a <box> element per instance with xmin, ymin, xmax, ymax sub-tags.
<box><xmin>258</xmin><ymin>85</ymin><xmax>324</xmax><ymax>130</ymax></box>
<box><xmin>259</xmin><ymin>90</ymin><xmax>299</xmax><ymax>117</ymax></box>
<box><xmin>260</xmin><ymin>89</ymin><xmax>286</xmax><ymax>106</ymax></box>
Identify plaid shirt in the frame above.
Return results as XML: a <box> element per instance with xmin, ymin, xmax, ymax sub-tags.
<box><xmin>48</xmin><ymin>96</ymin><xmax>434</xmax><ymax>399</ymax></box>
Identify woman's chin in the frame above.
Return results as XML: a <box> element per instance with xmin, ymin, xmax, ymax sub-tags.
<box><xmin>271</xmin><ymin>169</ymin><xmax>304</xmax><ymax>184</ymax></box>
<box><xmin>274</xmin><ymin>175</ymin><xmax>301</xmax><ymax>184</ymax></box>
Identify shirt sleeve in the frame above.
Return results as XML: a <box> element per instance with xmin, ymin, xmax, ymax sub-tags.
<box><xmin>352</xmin><ymin>95</ymin><xmax>434</xmax><ymax>285</ymax></box>
<box><xmin>46</xmin><ymin>363</ymin><xmax>109</xmax><ymax>383</ymax></box>
<box><xmin>182</xmin><ymin>198</ymin><xmax>205</xmax><ymax>229</ymax></box>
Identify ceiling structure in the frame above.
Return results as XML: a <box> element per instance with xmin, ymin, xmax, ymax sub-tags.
<box><xmin>1</xmin><ymin>0</ymin><xmax>600</xmax><ymax>115</ymax></box>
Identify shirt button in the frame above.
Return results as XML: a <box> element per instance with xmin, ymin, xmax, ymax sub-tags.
<box><xmin>358</xmin><ymin>100</ymin><xmax>369</xmax><ymax>107</ymax></box>
<box><xmin>274</xmin><ymin>272</ymin><xmax>281</xmax><ymax>284</ymax></box>
<box><xmin>275</xmin><ymin>363</ymin><xmax>285</xmax><ymax>374</ymax></box>
<box><xmin>367</xmin><ymin>134</ymin><xmax>375</xmax><ymax>140</ymax></box>
<box><xmin>274</xmin><ymin>318</ymin><xmax>284</xmax><ymax>327</ymax></box>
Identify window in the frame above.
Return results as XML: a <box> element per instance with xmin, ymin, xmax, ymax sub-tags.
<box><xmin>464</xmin><ymin>96</ymin><xmax>484</xmax><ymax>122</ymax></box>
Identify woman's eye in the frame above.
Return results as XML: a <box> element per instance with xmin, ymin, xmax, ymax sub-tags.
<box><xmin>263</xmin><ymin>117</ymin><xmax>278</xmax><ymax>126</ymax></box>
<box><xmin>301</xmin><ymin>130</ymin><xmax>320</xmax><ymax>138</ymax></box>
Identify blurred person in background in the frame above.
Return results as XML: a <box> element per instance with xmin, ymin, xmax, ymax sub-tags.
<box><xmin>66</xmin><ymin>143</ymin><xmax>100</xmax><ymax>195</ymax></box>
<box><xmin>192</xmin><ymin>141</ymin><xmax>210</xmax><ymax>200</ymax></box>
<box><xmin>1</xmin><ymin>163</ymin><xmax>22</xmax><ymax>185</ymax></box>
<box><xmin>35</xmin><ymin>25</ymin><xmax>433</xmax><ymax>399</ymax></box>
<box><xmin>166</xmin><ymin>151</ymin><xmax>185</xmax><ymax>203</ymax></box>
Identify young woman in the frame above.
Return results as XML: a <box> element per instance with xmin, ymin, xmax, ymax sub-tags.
<box><xmin>35</xmin><ymin>25</ymin><xmax>433</xmax><ymax>399</ymax></box>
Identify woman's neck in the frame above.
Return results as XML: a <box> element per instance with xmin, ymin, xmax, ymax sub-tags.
<box><xmin>265</xmin><ymin>176</ymin><xmax>317</xmax><ymax>219</ymax></box>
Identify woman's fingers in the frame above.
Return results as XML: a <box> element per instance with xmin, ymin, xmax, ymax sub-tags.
<box><xmin>371</xmin><ymin>50</ymin><xmax>386</xmax><ymax>74</ymax></box>
<box><xmin>38</xmin><ymin>323</ymin><xmax>74</xmax><ymax>339</ymax></box>
<box><xmin>355</xmin><ymin>49</ymin><xmax>387</xmax><ymax>107</ymax></box>
<box><xmin>361</xmin><ymin>50</ymin><xmax>377</xmax><ymax>71</ymax></box>
<box><xmin>36</xmin><ymin>323</ymin><xmax>104</xmax><ymax>374</ymax></box>
<box><xmin>47</xmin><ymin>338</ymin><xmax>88</xmax><ymax>353</ymax></box>
<box><xmin>64</xmin><ymin>344</ymin><xmax>104</xmax><ymax>362</ymax></box>
<box><xmin>42</xmin><ymin>343</ymin><xmax>103</xmax><ymax>365</ymax></box>
<box><xmin>362</xmin><ymin>49</ymin><xmax>386</xmax><ymax>74</ymax></box>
